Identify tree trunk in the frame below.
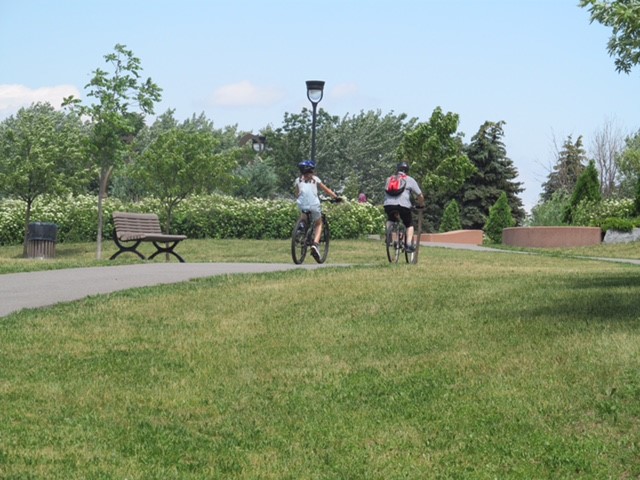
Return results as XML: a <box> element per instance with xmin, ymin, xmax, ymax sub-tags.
<box><xmin>22</xmin><ymin>200</ymin><xmax>33</xmax><ymax>258</ymax></box>
<box><xmin>95</xmin><ymin>167</ymin><xmax>113</xmax><ymax>260</ymax></box>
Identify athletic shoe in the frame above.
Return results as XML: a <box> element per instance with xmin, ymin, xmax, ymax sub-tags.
<box><xmin>405</xmin><ymin>244</ymin><xmax>416</xmax><ymax>253</ymax></box>
<box><xmin>310</xmin><ymin>243</ymin><xmax>321</xmax><ymax>262</ymax></box>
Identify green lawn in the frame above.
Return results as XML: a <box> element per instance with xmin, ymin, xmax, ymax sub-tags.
<box><xmin>1</xmin><ymin>240</ymin><xmax>639</xmax><ymax>478</ymax></box>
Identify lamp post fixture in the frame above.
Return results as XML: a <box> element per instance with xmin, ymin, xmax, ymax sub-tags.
<box><xmin>239</xmin><ymin>133</ymin><xmax>267</xmax><ymax>157</ymax></box>
<box><xmin>305</xmin><ymin>80</ymin><xmax>325</xmax><ymax>163</ymax></box>
<box><xmin>251</xmin><ymin>135</ymin><xmax>266</xmax><ymax>155</ymax></box>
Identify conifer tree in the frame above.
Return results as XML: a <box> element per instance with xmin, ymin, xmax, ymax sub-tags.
<box><xmin>457</xmin><ymin>121</ymin><xmax>524</xmax><ymax>230</ymax></box>
<box><xmin>484</xmin><ymin>191</ymin><xmax>515</xmax><ymax>243</ymax></box>
<box><xmin>439</xmin><ymin>199</ymin><xmax>462</xmax><ymax>232</ymax></box>
<box><xmin>563</xmin><ymin>160</ymin><xmax>601</xmax><ymax>224</ymax></box>
<box><xmin>540</xmin><ymin>135</ymin><xmax>587</xmax><ymax>202</ymax></box>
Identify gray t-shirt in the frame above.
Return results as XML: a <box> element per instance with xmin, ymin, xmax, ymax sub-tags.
<box><xmin>383</xmin><ymin>175</ymin><xmax>422</xmax><ymax>208</ymax></box>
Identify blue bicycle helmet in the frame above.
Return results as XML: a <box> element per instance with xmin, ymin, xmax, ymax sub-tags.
<box><xmin>298</xmin><ymin>160</ymin><xmax>316</xmax><ymax>173</ymax></box>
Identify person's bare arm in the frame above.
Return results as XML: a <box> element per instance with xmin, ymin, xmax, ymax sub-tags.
<box><xmin>319</xmin><ymin>182</ymin><xmax>338</xmax><ymax>199</ymax></box>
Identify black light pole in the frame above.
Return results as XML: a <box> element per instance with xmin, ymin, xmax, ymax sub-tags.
<box><xmin>306</xmin><ymin>80</ymin><xmax>325</xmax><ymax>162</ymax></box>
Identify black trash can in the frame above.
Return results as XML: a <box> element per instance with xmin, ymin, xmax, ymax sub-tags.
<box><xmin>27</xmin><ymin>222</ymin><xmax>58</xmax><ymax>259</ymax></box>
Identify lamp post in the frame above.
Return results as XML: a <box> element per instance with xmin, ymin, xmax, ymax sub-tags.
<box><xmin>305</xmin><ymin>80</ymin><xmax>325</xmax><ymax>163</ymax></box>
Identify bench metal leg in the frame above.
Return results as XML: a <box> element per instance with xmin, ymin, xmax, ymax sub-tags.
<box><xmin>109</xmin><ymin>235</ymin><xmax>146</xmax><ymax>261</ymax></box>
<box><xmin>148</xmin><ymin>241</ymin><xmax>186</xmax><ymax>263</ymax></box>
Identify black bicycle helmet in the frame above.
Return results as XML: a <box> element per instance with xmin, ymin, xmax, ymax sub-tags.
<box><xmin>298</xmin><ymin>160</ymin><xmax>316</xmax><ymax>174</ymax></box>
<box><xmin>396</xmin><ymin>162</ymin><xmax>409</xmax><ymax>174</ymax></box>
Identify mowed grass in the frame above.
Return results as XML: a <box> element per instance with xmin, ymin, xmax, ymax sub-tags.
<box><xmin>1</xmin><ymin>240</ymin><xmax>640</xmax><ymax>478</ymax></box>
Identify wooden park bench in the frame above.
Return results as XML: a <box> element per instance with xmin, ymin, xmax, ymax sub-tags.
<box><xmin>110</xmin><ymin>212</ymin><xmax>188</xmax><ymax>263</ymax></box>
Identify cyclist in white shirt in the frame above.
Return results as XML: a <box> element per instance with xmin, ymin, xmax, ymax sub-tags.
<box><xmin>294</xmin><ymin>160</ymin><xmax>340</xmax><ymax>261</ymax></box>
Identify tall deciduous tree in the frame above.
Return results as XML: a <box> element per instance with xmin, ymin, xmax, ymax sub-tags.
<box><xmin>540</xmin><ymin>135</ymin><xmax>587</xmax><ymax>202</ymax></box>
<box><xmin>265</xmin><ymin>108</ymin><xmax>339</xmax><ymax>194</ymax></box>
<box><xmin>320</xmin><ymin>110</ymin><xmax>415</xmax><ymax>203</ymax></box>
<box><xmin>131</xmin><ymin>122</ymin><xmax>236</xmax><ymax>234</ymax></box>
<box><xmin>396</xmin><ymin>107</ymin><xmax>476</xmax><ymax>231</ymax></box>
<box><xmin>458</xmin><ymin>121</ymin><xmax>525</xmax><ymax>229</ymax></box>
<box><xmin>63</xmin><ymin>44</ymin><xmax>162</xmax><ymax>259</ymax></box>
<box><xmin>590</xmin><ymin>117</ymin><xmax>625</xmax><ymax>198</ymax></box>
<box><xmin>0</xmin><ymin>103</ymin><xmax>86</xmax><ymax>256</ymax></box>
<box><xmin>617</xmin><ymin>130</ymin><xmax>640</xmax><ymax>196</ymax></box>
<box><xmin>266</xmin><ymin>108</ymin><xmax>412</xmax><ymax>202</ymax></box>
<box><xmin>580</xmin><ymin>0</ymin><xmax>640</xmax><ymax>74</ymax></box>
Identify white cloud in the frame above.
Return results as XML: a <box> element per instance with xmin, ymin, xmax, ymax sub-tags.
<box><xmin>330</xmin><ymin>82</ymin><xmax>359</xmax><ymax>100</ymax></box>
<box><xmin>211</xmin><ymin>81</ymin><xmax>285</xmax><ymax>108</ymax></box>
<box><xmin>0</xmin><ymin>84</ymin><xmax>81</xmax><ymax>117</ymax></box>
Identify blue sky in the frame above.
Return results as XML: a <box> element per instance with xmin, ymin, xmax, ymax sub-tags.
<box><xmin>1</xmin><ymin>0</ymin><xmax>639</xmax><ymax>211</ymax></box>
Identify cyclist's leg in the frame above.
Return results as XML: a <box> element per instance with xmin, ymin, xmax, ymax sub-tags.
<box><xmin>308</xmin><ymin>208</ymin><xmax>323</xmax><ymax>260</ymax></box>
<box><xmin>384</xmin><ymin>205</ymin><xmax>400</xmax><ymax>245</ymax></box>
<box><xmin>399</xmin><ymin>207</ymin><xmax>415</xmax><ymax>250</ymax></box>
<box><xmin>310</xmin><ymin>208</ymin><xmax>323</xmax><ymax>244</ymax></box>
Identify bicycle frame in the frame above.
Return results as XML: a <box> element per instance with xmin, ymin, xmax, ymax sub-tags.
<box><xmin>385</xmin><ymin>209</ymin><xmax>419</xmax><ymax>264</ymax></box>
<box><xmin>291</xmin><ymin>204</ymin><xmax>331</xmax><ymax>265</ymax></box>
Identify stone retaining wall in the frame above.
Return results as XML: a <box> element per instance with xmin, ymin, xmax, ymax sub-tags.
<box><xmin>502</xmin><ymin>227</ymin><xmax>602</xmax><ymax>248</ymax></box>
<box><xmin>420</xmin><ymin>230</ymin><xmax>484</xmax><ymax>245</ymax></box>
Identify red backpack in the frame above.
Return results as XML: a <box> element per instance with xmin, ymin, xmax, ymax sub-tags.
<box><xmin>385</xmin><ymin>173</ymin><xmax>407</xmax><ymax>196</ymax></box>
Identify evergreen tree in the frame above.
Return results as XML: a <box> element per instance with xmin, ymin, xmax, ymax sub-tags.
<box><xmin>457</xmin><ymin>121</ymin><xmax>525</xmax><ymax>230</ymax></box>
<box><xmin>540</xmin><ymin>135</ymin><xmax>587</xmax><ymax>202</ymax></box>
<box><xmin>439</xmin><ymin>199</ymin><xmax>462</xmax><ymax>232</ymax></box>
<box><xmin>484</xmin><ymin>191</ymin><xmax>515</xmax><ymax>243</ymax></box>
<box><xmin>563</xmin><ymin>159</ymin><xmax>601</xmax><ymax>224</ymax></box>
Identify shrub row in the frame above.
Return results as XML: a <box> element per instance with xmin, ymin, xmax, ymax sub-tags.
<box><xmin>0</xmin><ymin>194</ymin><xmax>386</xmax><ymax>245</ymax></box>
<box><xmin>572</xmin><ymin>197</ymin><xmax>636</xmax><ymax>228</ymax></box>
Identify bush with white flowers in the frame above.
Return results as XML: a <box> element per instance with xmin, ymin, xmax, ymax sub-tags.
<box><xmin>0</xmin><ymin>194</ymin><xmax>386</xmax><ymax>245</ymax></box>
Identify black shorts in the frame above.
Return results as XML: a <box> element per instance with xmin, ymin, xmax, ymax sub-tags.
<box><xmin>384</xmin><ymin>205</ymin><xmax>413</xmax><ymax>228</ymax></box>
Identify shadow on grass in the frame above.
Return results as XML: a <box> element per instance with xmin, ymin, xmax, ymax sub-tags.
<box><xmin>522</xmin><ymin>270</ymin><xmax>640</xmax><ymax>324</ymax></box>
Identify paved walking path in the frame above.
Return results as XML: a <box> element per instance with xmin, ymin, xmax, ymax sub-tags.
<box><xmin>0</xmin><ymin>263</ymin><xmax>339</xmax><ymax>318</ymax></box>
<box><xmin>2</xmin><ymin>243</ymin><xmax>639</xmax><ymax>318</ymax></box>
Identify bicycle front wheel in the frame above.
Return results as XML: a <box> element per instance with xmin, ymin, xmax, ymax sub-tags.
<box><xmin>316</xmin><ymin>216</ymin><xmax>330</xmax><ymax>263</ymax></box>
<box><xmin>291</xmin><ymin>217</ymin><xmax>308</xmax><ymax>264</ymax></box>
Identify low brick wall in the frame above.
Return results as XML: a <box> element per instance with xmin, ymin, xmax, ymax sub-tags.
<box><xmin>420</xmin><ymin>230</ymin><xmax>484</xmax><ymax>245</ymax></box>
<box><xmin>502</xmin><ymin>227</ymin><xmax>602</xmax><ymax>248</ymax></box>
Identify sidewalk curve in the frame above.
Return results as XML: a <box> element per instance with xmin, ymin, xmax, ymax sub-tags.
<box><xmin>0</xmin><ymin>263</ymin><xmax>341</xmax><ymax>318</ymax></box>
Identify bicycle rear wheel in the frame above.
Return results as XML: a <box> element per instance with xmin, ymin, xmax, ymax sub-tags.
<box><xmin>386</xmin><ymin>223</ymin><xmax>403</xmax><ymax>263</ymax></box>
<box><xmin>291</xmin><ymin>217</ymin><xmax>308</xmax><ymax>264</ymax></box>
<box><xmin>405</xmin><ymin>237</ymin><xmax>416</xmax><ymax>264</ymax></box>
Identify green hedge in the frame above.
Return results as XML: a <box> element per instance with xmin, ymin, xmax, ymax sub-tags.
<box><xmin>0</xmin><ymin>194</ymin><xmax>386</xmax><ymax>245</ymax></box>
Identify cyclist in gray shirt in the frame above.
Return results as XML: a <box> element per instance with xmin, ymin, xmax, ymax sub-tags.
<box><xmin>383</xmin><ymin>162</ymin><xmax>425</xmax><ymax>252</ymax></box>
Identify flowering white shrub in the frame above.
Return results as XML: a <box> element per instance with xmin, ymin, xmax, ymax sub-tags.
<box><xmin>0</xmin><ymin>194</ymin><xmax>386</xmax><ymax>244</ymax></box>
<box><xmin>572</xmin><ymin>198</ymin><xmax>635</xmax><ymax>227</ymax></box>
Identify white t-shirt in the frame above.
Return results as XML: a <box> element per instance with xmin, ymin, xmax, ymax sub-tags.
<box><xmin>294</xmin><ymin>175</ymin><xmax>322</xmax><ymax>210</ymax></box>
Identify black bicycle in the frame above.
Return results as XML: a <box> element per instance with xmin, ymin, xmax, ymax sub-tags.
<box><xmin>385</xmin><ymin>207</ymin><xmax>423</xmax><ymax>264</ymax></box>
<box><xmin>291</xmin><ymin>198</ymin><xmax>340</xmax><ymax>264</ymax></box>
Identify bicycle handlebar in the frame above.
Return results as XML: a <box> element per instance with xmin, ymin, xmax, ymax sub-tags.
<box><xmin>319</xmin><ymin>196</ymin><xmax>345</xmax><ymax>204</ymax></box>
